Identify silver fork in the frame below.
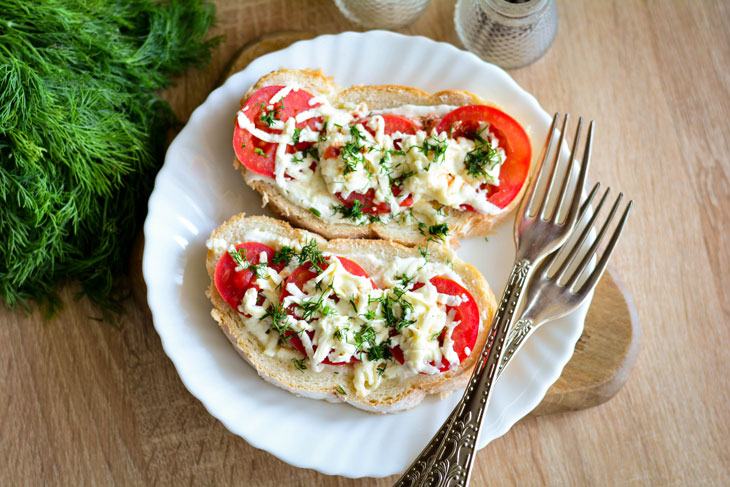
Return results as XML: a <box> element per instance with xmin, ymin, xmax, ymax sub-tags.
<box><xmin>395</xmin><ymin>113</ymin><xmax>593</xmax><ymax>487</ymax></box>
<box><xmin>498</xmin><ymin>184</ymin><xmax>633</xmax><ymax>374</ymax></box>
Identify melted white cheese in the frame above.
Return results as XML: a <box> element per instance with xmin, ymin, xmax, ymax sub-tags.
<box><xmin>236</xmin><ymin>88</ymin><xmax>510</xmax><ymax>228</ymax></box>
<box><xmin>208</xmin><ymin>233</ymin><xmax>478</xmax><ymax>397</ymax></box>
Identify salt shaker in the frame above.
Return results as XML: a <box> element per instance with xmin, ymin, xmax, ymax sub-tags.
<box><xmin>455</xmin><ymin>0</ymin><xmax>558</xmax><ymax>69</ymax></box>
<box><xmin>334</xmin><ymin>0</ymin><xmax>432</xmax><ymax>29</ymax></box>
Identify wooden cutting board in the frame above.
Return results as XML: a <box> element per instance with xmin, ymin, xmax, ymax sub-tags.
<box><xmin>130</xmin><ymin>32</ymin><xmax>641</xmax><ymax>417</ymax></box>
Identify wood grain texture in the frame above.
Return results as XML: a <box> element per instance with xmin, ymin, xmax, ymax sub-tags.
<box><xmin>2</xmin><ymin>1</ymin><xmax>729</xmax><ymax>486</ymax></box>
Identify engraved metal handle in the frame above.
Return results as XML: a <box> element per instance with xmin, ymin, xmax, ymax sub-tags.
<box><xmin>395</xmin><ymin>260</ymin><xmax>532</xmax><ymax>487</ymax></box>
<box><xmin>497</xmin><ymin>318</ymin><xmax>534</xmax><ymax>374</ymax></box>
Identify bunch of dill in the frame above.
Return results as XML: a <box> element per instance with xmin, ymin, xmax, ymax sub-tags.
<box><xmin>0</xmin><ymin>0</ymin><xmax>220</xmax><ymax>316</ymax></box>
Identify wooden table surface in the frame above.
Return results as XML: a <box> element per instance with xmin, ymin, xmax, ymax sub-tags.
<box><xmin>3</xmin><ymin>0</ymin><xmax>729</xmax><ymax>485</ymax></box>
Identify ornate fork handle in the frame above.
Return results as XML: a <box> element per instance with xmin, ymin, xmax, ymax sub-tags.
<box><xmin>497</xmin><ymin>318</ymin><xmax>534</xmax><ymax>374</ymax></box>
<box><xmin>395</xmin><ymin>260</ymin><xmax>532</xmax><ymax>487</ymax></box>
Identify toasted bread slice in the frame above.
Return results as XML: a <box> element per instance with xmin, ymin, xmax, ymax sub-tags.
<box><xmin>205</xmin><ymin>215</ymin><xmax>497</xmax><ymax>413</ymax></box>
<box><xmin>235</xmin><ymin>69</ymin><xmax>531</xmax><ymax>245</ymax></box>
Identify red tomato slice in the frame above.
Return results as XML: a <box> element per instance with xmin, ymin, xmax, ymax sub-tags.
<box><xmin>214</xmin><ymin>242</ymin><xmax>278</xmax><ymax>311</ymax></box>
<box><xmin>329</xmin><ymin>116</ymin><xmax>418</xmax><ymax>214</ymax></box>
<box><xmin>279</xmin><ymin>256</ymin><xmax>375</xmax><ymax>365</ymax></box>
<box><xmin>335</xmin><ymin>186</ymin><xmax>413</xmax><ymax>214</ymax></box>
<box><xmin>377</xmin><ymin>114</ymin><xmax>420</xmax><ymax>136</ymax></box>
<box><xmin>336</xmin><ymin>188</ymin><xmax>389</xmax><ymax>214</ymax></box>
<box><xmin>435</xmin><ymin>105</ymin><xmax>531</xmax><ymax>209</ymax></box>
<box><xmin>363</xmin><ymin>113</ymin><xmax>419</xmax><ymax>150</ymax></box>
<box><xmin>233</xmin><ymin>86</ymin><xmax>322</xmax><ymax>178</ymax></box>
<box><xmin>391</xmin><ymin>277</ymin><xmax>479</xmax><ymax>372</ymax></box>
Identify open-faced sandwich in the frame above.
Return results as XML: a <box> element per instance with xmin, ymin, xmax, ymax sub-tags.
<box><xmin>205</xmin><ymin>215</ymin><xmax>497</xmax><ymax>412</ymax></box>
<box><xmin>232</xmin><ymin>69</ymin><xmax>533</xmax><ymax>244</ymax></box>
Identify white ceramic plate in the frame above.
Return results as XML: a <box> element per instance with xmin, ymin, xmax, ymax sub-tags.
<box><xmin>143</xmin><ymin>31</ymin><xmax>588</xmax><ymax>478</ymax></box>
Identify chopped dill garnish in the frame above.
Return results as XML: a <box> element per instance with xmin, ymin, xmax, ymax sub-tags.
<box><xmin>336</xmin><ymin>386</ymin><xmax>347</xmax><ymax>395</ymax></box>
<box><xmin>298</xmin><ymin>239</ymin><xmax>327</xmax><ymax>273</ymax></box>
<box><xmin>384</xmin><ymin>288</ymin><xmax>416</xmax><ymax>331</ymax></box>
<box><xmin>409</xmin><ymin>135</ymin><xmax>448</xmax><ymax>165</ymax></box>
<box><xmin>272</xmin><ymin>246</ymin><xmax>294</xmax><ymax>266</ymax></box>
<box><xmin>292</xmin><ymin>357</ymin><xmax>307</xmax><ymax>371</ymax></box>
<box><xmin>425</xmin><ymin>223</ymin><xmax>449</xmax><ymax>242</ymax></box>
<box><xmin>396</xmin><ymin>273</ymin><xmax>414</xmax><ymax>288</ymax></box>
<box><xmin>291</xmin><ymin>127</ymin><xmax>301</xmax><ymax>145</ymax></box>
<box><xmin>340</xmin><ymin>125</ymin><xmax>366</xmax><ymax>174</ymax></box>
<box><xmin>367</xmin><ymin>341</ymin><xmax>393</xmax><ymax>362</ymax></box>
<box><xmin>263</xmin><ymin>303</ymin><xmax>292</xmax><ymax>336</ymax></box>
<box><xmin>229</xmin><ymin>248</ymin><xmax>267</xmax><ymax>279</ymax></box>
<box><xmin>254</xmin><ymin>148</ymin><xmax>266</xmax><ymax>156</ymax></box>
<box><xmin>302</xmin><ymin>145</ymin><xmax>319</xmax><ymax>161</ymax></box>
<box><xmin>465</xmin><ymin>130</ymin><xmax>501</xmax><ymax>180</ymax></box>
<box><xmin>333</xmin><ymin>200</ymin><xmax>365</xmax><ymax>222</ymax></box>
<box><xmin>259</xmin><ymin>102</ymin><xmax>284</xmax><ymax>127</ymax></box>
<box><xmin>362</xmin><ymin>309</ymin><xmax>377</xmax><ymax>321</ymax></box>
<box><xmin>376</xmin><ymin>363</ymin><xmax>387</xmax><ymax>377</ymax></box>
<box><xmin>309</xmin><ymin>207</ymin><xmax>322</xmax><ymax>217</ymax></box>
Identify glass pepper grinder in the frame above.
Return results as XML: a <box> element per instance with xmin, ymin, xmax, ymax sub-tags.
<box><xmin>455</xmin><ymin>0</ymin><xmax>559</xmax><ymax>69</ymax></box>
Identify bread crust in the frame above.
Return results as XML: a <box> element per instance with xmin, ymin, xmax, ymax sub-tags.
<box><xmin>206</xmin><ymin>215</ymin><xmax>497</xmax><ymax>413</ymax></box>
<box><xmin>235</xmin><ymin>69</ymin><xmax>531</xmax><ymax>245</ymax></box>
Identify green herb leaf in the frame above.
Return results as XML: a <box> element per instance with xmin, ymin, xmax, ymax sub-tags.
<box><xmin>272</xmin><ymin>246</ymin><xmax>294</xmax><ymax>266</ymax></box>
<box><xmin>465</xmin><ymin>133</ymin><xmax>502</xmax><ymax>180</ymax></box>
<box><xmin>427</xmin><ymin>223</ymin><xmax>449</xmax><ymax>242</ymax></box>
<box><xmin>298</xmin><ymin>239</ymin><xmax>327</xmax><ymax>273</ymax></box>
<box><xmin>0</xmin><ymin>0</ymin><xmax>220</xmax><ymax>316</ymax></box>
<box><xmin>333</xmin><ymin>200</ymin><xmax>365</xmax><ymax>223</ymax></box>
<box><xmin>263</xmin><ymin>303</ymin><xmax>292</xmax><ymax>336</ymax></box>
<box><xmin>259</xmin><ymin>102</ymin><xmax>284</xmax><ymax>127</ymax></box>
<box><xmin>309</xmin><ymin>207</ymin><xmax>322</xmax><ymax>217</ymax></box>
<box><xmin>292</xmin><ymin>357</ymin><xmax>307</xmax><ymax>371</ymax></box>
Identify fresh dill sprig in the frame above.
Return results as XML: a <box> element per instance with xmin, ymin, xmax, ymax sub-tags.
<box><xmin>0</xmin><ymin>0</ymin><xmax>220</xmax><ymax>316</ymax></box>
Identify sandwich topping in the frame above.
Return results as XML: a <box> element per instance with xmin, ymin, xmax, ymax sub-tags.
<box><xmin>208</xmin><ymin>233</ymin><xmax>481</xmax><ymax>397</ymax></box>
<box><xmin>233</xmin><ymin>85</ymin><xmax>531</xmax><ymax>235</ymax></box>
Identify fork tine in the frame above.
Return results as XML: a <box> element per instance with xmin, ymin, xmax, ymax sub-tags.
<box><xmin>560</xmin><ymin>120</ymin><xmax>594</xmax><ymax>227</ymax></box>
<box><xmin>578</xmin><ymin>181</ymin><xmax>601</xmax><ymax>218</ymax></box>
<box><xmin>552</xmin><ymin>117</ymin><xmax>582</xmax><ymax>223</ymax></box>
<box><xmin>577</xmin><ymin>200</ymin><xmax>633</xmax><ymax>294</ymax></box>
<box><xmin>523</xmin><ymin>113</ymin><xmax>560</xmax><ymax>216</ymax></box>
<box><xmin>565</xmin><ymin>192</ymin><xmax>624</xmax><ymax>289</ymax></box>
<box><xmin>554</xmin><ymin>185</ymin><xmax>610</xmax><ymax>282</ymax></box>
<box><xmin>542</xmin><ymin>182</ymin><xmax>601</xmax><ymax>272</ymax></box>
<box><xmin>538</xmin><ymin>114</ymin><xmax>569</xmax><ymax>219</ymax></box>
